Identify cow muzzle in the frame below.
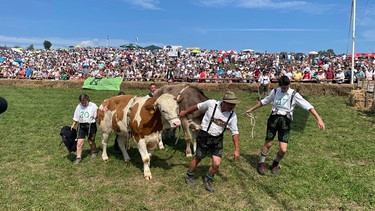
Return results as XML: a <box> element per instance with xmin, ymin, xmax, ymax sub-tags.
<box><xmin>164</xmin><ymin>116</ymin><xmax>181</xmax><ymax>129</ymax></box>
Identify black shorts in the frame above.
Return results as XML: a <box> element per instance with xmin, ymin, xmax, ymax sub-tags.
<box><xmin>265</xmin><ymin>115</ymin><xmax>291</xmax><ymax>143</ymax></box>
<box><xmin>259</xmin><ymin>84</ymin><xmax>269</xmax><ymax>92</ymax></box>
<box><xmin>195</xmin><ymin>130</ymin><xmax>224</xmax><ymax>159</ymax></box>
<box><xmin>77</xmin><ymin>123</ymin><xmax>97</xmax><ymax>141</ymax></box>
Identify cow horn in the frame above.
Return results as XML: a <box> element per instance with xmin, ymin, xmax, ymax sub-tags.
<box><xmin>176</xmin><ymin>96</ymin><xmax>184</xmax><ymax>103</ymax></box>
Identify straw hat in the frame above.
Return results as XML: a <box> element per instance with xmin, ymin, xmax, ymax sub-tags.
<box><xmin>222</xmin><ymin>91</ymin><xmax>240</xmax><ymax>104</ymax></box>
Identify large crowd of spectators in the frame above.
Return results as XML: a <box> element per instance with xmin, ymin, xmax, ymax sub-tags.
<box><xmin>1</xmin><ymin>47</ymin><xmax>374</xmax><ymax>84</ymax></box>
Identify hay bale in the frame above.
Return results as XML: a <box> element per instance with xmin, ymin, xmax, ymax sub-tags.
<box><xmin>349</xmin><ymin>90</ymin><xmax>365</xmax><ymax>108</ymax></box>
<box><xmin>0</xmin><ymin>79</ymin><xmax>357</xmax><ymax>96</ymax></box>
<box><xmin>295</xmin><ymin>83</ymin><xmax>325</xmax><ymax>95</ymax></box>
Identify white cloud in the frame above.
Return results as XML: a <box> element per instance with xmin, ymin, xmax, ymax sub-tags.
<box><xmin>193</xmin><ymin>0</ymin><xmax>333</xmax><ymax>13</ymax></box>
<box><xmin>122</xmin><ymin>0</ymin><xmax>161</xmax><ymax>10</ymax></box>
<box><xmin>194</xmin><ymin>0</ymin><xmax>308</xmax><ymax>8</ymax></box>
<box><xmin>0</xmin><ymin>35</ymin><xmax>165</xmax><ymax>50</ymax></box>
<box><xmin>208</xmin><ymin>28</ymin><xmax>325</xmax><ymax>32</ymax></box>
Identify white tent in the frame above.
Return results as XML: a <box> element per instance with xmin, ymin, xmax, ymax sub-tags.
<box><xmin>242</xmin><ymin>49</ymin><xmax>254</xmax><ymax>54</ymax></box>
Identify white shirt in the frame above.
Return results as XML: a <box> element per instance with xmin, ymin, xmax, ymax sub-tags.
<box><xmin>197</xmin><ymin>100</ymin><xmax>239</xmax><ymax>137</ymax></box>
<box><xmin>258</xmin><ymin>75</ymin><xmax>270</xmax><ymax>85</ymax></box>
<box><xmin>261</xmin><ymin>88</ymin><xmax>313</xmax><ymax>119</ymax></box>
<box><xmin>73</xmin><ymin>102</ymin><xmax>98</xmax><ymax>123</ymax></box>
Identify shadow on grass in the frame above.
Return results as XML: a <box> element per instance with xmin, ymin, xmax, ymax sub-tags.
<box><xmin>90</xmin><ymin>139</ymin><xmax>189</xmax><ymax>174</ymax></box>
<box><xmin>65</xmin><ymin>149</ymin><xmax>99</xmax><ymax>163</ymax></box>
<box><xmin>357</xmin><ymin>109</ymin><xmax>375</xmax><ymax>123</ymax></box>
<box><xmin>291</xmin><ymin>107</ymin><xmax>309</xmax><ymax>132</ymax></box>
<box><xmin>241</xmin><ymin>153</ymin><xmax>260</xmax><ymax>170</ymax></box>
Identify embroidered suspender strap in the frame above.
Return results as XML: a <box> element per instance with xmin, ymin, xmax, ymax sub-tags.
<box><xmin>207</xmin><ymin>103</ymin><xmax>218</xmax><ymax>132</ymax></box>
<box><xmin>290</xmin><ymin>90</ymin><xmax>297</xmax><ymax>109</ymax></box>
<box><xmin>271</xmin><ymin>89</ymin><xmax>297</xmax><ymax>115</ymax></box>
<box><xmin>221</xmin><ymin>110</ymin><xmax>233</xmax><ymax>135</ymax></box>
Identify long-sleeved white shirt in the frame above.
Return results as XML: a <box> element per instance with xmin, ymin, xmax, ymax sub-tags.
<box><xmin>261</xmin><ymin>87</ymin><xmax>313</xmax><ymax>119</ymax></box>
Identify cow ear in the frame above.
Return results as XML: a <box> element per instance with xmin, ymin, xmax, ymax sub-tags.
<box><xmin>144</xmin><ymin>104</ymin><xmax>157</xmax><ymax>114</ymax></box>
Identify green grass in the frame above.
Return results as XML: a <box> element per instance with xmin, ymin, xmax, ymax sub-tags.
<box><xmin>0</xmin><ymin>86</ymin><xmax>374</xmax><ymax>210</ymax></box>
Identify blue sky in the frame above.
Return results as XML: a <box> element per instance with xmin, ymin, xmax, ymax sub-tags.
<box><xmin>0</xmin><ymin>0</ymin><xmax>373</xmax><ymax>54</ymax></box>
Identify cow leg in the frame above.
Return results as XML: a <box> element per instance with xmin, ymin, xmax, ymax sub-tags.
<box><xmin>157</xmin><ymin>132</ymin><xmax>164</xmax><ymax>150</ymax></box>
<box><xmin>181</xmin><ymin>118</ymin><xmax>193</xmax><ymax>157</ymax></box>
<box><xmin>116</xmin><ymin>135</ymin><xmax>131</xmax><ymax>162</ymax></box>
<box><xmin>101</xmin><ymin>132</ymin><xmax>110</xmax><ymax>161</ymax></box>
<box><xmin>189</xmin><ymin>120</ymin><xmax>201</xmax><ymax>156</ymax></box>
<box><xmin>192</xmin><ymin>131</ymin><xmax>198</xmax><ymax>154</ymax></box>
<box><xmin>137</xmin><ymin>139</ymin><xmax>152</xmax><ymax>180</ymax></box>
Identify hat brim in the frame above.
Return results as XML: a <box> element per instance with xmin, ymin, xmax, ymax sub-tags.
<box><xmin>223</xmin><ymin>99</ymin><xmax>240</xmax><ymax>104</ymax></box>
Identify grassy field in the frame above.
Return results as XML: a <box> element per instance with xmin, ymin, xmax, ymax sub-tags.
<box><xmin>0</xmin><ymin>86</ymin><xmax>374</xmax><ymax>210</ymax></box>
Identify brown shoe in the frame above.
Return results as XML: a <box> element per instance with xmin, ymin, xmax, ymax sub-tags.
<box><xmin>271</xmin><ymin>161</ymin><xmax>280</xmax><ymax>174</ymax></box>
<box><xmin>257</xmin><ymin>162</ymin><xmax>267</xmax><ymax>175</ymax></box>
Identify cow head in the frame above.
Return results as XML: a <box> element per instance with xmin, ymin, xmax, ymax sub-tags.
<box><xmin>155</xmin><ymin>93</ymin><xmax>181</xmax><ymax>129</ymax></box>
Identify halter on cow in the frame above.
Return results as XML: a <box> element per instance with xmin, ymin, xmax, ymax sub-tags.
<box><xmin>154</xmin><ymin>84</ymin><xmax>208</xmax><ymax>157</ymax></box>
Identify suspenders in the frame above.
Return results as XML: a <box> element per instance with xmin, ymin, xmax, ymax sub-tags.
<box><xmin>206</xmin><ymin>103</ymin><xmax>234</xmax><ymax>135</ymax></box>
<box><xmin>272</xmin><ymin>89</ymin><xmax>297</xmax><ymax>119</ymax></box>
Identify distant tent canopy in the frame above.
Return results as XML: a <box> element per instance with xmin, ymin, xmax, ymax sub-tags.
<box><xmin>348</xmin><ymin>53</ymin><xmax>375</xmax><ymax>58</ymax></box>
<box><xmin>143</xmin><ymin>45</ymin><xmax>162</xmax><ymax>50</ymax></box>
<box><xmin>242</xmin><ymin>49</ymin><xmax>254</xmax><ymax>54</ymax></box>
<box><xmin>120</xmin><ymin>43</ymin><xmax>143</xmax><ymax>49</ymax></box>
<box><xmin>190</xmin><ymin>49</ymin><xmax>200</xmax><ymax>53</ymax></box>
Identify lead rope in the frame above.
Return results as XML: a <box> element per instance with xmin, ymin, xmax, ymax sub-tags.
<box><xmin>174</xmin><ymin>86</ymin><xmax>190</xmax><ymax>145</ymax></box>
<box><xmin>246</xmin><ymin>113</ymin><xmax>256</xmax><ymax>138</ymax></box>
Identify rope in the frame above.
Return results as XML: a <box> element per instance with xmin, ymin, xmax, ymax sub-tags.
<box><xmin>245</xmin><ymin>113</ymin><xmax>256</xmax><ymax>138</ymax></box>
<box><xmin>174</xmin><ymin>85</ymin><xmax>190</xmax><ymax>145</ymax></box>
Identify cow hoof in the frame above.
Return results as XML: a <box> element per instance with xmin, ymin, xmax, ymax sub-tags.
<box><xmin>102</xmin><ymin>156</ymin><xmax>109</xmax><ymax>161</ymax></box>
<box><xmin>124</xmin><ymin>159</ymin><xmax>131</xmax><ymax>166</ymax></box>
<box><xmin>144</xmin><ymin>175</ymin><xmax>152</xmax><ymax>180</ymax></box>
<box><xmin>186</xmin><ymin>153</ymin><xmax>193</xmax><ymax>157</ymax></box>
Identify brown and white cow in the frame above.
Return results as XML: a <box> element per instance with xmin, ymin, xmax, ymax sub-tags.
<box><xmin>154</xmin><ymin>84</ymin><xmax>209</xmax><ymax>157</ymax></box>
<box><xmin>98</xmin><ymin>93</ymin><xmax>181</xmax><ymax>180</ymax></box>
<box><xmin>97</xmin><ymin>95</ymin><xmax>136</xmax><ymax>161</ymax></box>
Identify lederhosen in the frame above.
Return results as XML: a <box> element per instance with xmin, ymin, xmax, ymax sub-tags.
<box><xmin>260</xmin><ymin>76</ymin><xmax>270</xmax><ymax>92</ymax></box>
<box><xmin>265</xmin><ymin>89</ymin><xmax>296</xmax><ymax>143</ymax></box>
<box><xmin>196</xmin><ymin>104</ymin><xmax>233</xmax><ymax>159</ymax></box>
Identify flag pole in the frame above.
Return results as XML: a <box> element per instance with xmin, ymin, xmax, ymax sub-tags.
<box><xmin>351</xmin><ymin>0</ymin><xmax>356</xmax><ymax>84</ymax></box>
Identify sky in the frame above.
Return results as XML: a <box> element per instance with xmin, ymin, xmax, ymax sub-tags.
<box><xmin>0</xmin><ymin>0</ymin><xmax>374</xmax><ymax>54</ymax></box>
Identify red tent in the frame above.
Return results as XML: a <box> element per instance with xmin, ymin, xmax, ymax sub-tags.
<box><xmin>362</xmin><ymin>53</ymin><xmax>375</xmax><ymax>57</ymax></box>
<box><xmin>226</xmin><ymin>50</ymin><xmax>237</xmax><ymax>55</ymax></box>
<box><xmin>348</xmin><ymin>53</ymin><xmax>375</xmax><ymax>58</ymax></box>
<box><xmin>348</xmin><ymin>53</ymin><xmax>363</xmax><ymax>58</ymax></box>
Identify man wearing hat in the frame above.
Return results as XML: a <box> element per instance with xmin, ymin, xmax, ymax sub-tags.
<box><xmin>180</xmin><ymin>91</ymin><xmax>240</xmax><ymax>193</ymax></box>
